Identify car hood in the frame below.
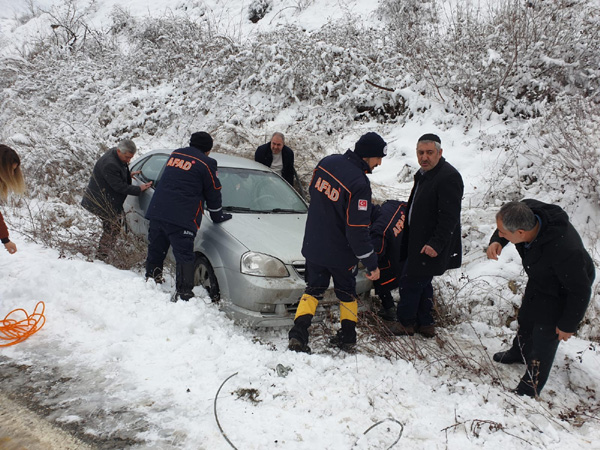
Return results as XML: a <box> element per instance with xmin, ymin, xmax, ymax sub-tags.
<box><xmin>221</xmin><ymin>213</ymin><xmax>307</xmax><ymax>263</ymax></box>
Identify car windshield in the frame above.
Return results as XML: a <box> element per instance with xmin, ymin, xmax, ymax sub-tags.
<box><xmin>219</xmin><ymin>167</ymin><xmax>307</xmax><ymax>213</ymax></box>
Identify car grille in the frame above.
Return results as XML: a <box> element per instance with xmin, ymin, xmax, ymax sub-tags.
<box><xmin>292</xmin><ymin>261</ymin><xmax>306</xmax><ymax>280</ymax></box>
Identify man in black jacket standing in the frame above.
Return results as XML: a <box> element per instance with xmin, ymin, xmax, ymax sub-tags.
<box><xmin>288</xmin><ymin>132</ymin><xmax>385</xmax><ymax>353</ymax></box>
<box><xmin>254</xmin><ymin>132</ymin><xmax>295</xmax><ymax>186</ymax></box>
<box><xmin>388</xmin><ymin>133</ymin><xmax>463</xmax><ymax>338</ymax></box>
<box><xmin>82</xmin><ymin>139</ymin><xmax>152</xmax><ymax>261</ymax></box>
<box><xmin>145</xmin><ymin>132</ymin><xmax>231</xmax><ymax>302</ymax></box>
<box><xmin>487</xmin><ymin>199</ymin><xmax>595</xmax><ymax>398</ymax></box>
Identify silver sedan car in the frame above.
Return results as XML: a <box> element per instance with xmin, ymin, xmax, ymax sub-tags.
<box><xmin>124</xmin><ymin>149</ymin><xmax>373</xmax><ymax>327</ymax></box>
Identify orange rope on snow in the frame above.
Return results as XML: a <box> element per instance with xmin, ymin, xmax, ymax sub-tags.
<box><xmin>0</xmin><ymin>301</ymin><xmax>46</xmax><ymax>347</ymax></box>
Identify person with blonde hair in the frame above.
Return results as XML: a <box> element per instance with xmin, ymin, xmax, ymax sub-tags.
<box><xmin>0</xmin><ymin>144</ymin><xmax>26</xmax><ymax>254</ymax></box>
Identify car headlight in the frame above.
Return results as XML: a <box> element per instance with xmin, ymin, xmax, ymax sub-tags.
<box><xmin>240</xmin><ymin>252</ymin><xmax>289</xmax><ymax>277</ymax></box>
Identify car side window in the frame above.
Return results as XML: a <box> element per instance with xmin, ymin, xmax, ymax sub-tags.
<box><xmin>134</xmin><ymin>154</ymin><xmax>170</xmax><ymax>185</ymax></box>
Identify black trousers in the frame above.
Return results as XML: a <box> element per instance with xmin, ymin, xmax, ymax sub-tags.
<box><xmin>374</xmin><ymin>284</ymin><xmax>395</xmax><ymax>310</ymax></box>
<box><xmin>146</xmin><ymin>220</ymin><xmax>196</xmax><ymax>266</ymax></box>
<box><xmin>511</xmin><ymin>318</ymin><xmax>560</xmax><ymax>397</ymax></box>
<box><xmin>397</xmin><ymin>275</ymin><xmax>434</xmax><ymax>327</ymax></box>
<box><xmin>304</xmin><ymin>261</ymin><xmax>358</xmax><ymax>303</ymax></box>
<box><xmin>146</xmin><ymin>220</ymin><xmax>197</xmax><ymax>296</ymax></box>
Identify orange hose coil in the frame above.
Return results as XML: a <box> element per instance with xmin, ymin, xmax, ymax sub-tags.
<box><xmin>0</xmin><ymin>301</ymin><xmax>46</xmax><ymax>347</ymax></box>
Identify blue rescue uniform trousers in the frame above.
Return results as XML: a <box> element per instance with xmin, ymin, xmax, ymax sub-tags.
<box><xmin>146</xmin><ymin>219</ymin><xmax>196</xmax><ymax>266</ymax></box>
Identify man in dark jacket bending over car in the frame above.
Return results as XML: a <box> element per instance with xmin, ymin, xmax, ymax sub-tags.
<box><xmin>82</xmin><ymin>139</ymin><xmax>152</xmax><ymax>262</ymax></box>
<box><xmin>288</xmin><ymin>132</ymin><xmax>386</xmax><ymax>353</ymax></box>
<box><xmin>145</xmin><ymin>132</ymin><xmax>232</xmax><ymax>302</ymax></box>
<box><xmin>487</xmin><ymin>199</ymin><xmax>595</xmax><ymax>398</ymax></box>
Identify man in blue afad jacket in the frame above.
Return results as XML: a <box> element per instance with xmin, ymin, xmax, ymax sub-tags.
<box><xmin>370</xmin><ymin>200</ymin><xmax>408</xmax><ymax>320</ymax></box>
<box><xmin>145</xmin><ymin>132</ymin><xmax>232</xmax><ymax>302</ymax></box>
<box><xmin>288</xmin><ymin>132</ymin><xmax>386</xmax><ymax>353</ymax></box>
<box><xmin>487</xmin><ymin>199</ymin><xmax>595</xmax><ymax>398</ymax></box>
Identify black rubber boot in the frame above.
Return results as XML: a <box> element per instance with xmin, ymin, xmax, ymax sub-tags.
<box><xmin>175</xmin><ymin>262</ymin><xmax>195</xmax><ymax>301</ymax></box>
<box><xmin>329</xmin><ymin>320</ymin><xmax>357</xmax><ymax>351</ymax></box>
<box><xmin>288</xmin><ymin>315</ymin><xmax>312</xmax><ymax>353</ymax></box>
<box><xmin>377</xmin><ymin>307</ymin><xmax>396</xmax><ymax>321</ymax></box>
<box><xmin>378</xmin><ymin>290</ymin><xmax>395</xmax><ymax>310</ymax></box>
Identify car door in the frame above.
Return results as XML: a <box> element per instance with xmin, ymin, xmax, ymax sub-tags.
<box><xmin>126</xmin><ymin>152</ymin><xmax>170</xmax><ymax>236</ymax></box>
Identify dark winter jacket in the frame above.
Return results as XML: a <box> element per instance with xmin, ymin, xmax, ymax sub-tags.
<box><xmin>81</xmin><ymin>148</ymin><xmax>141</xmax><ymax>219</ymax></box>
<box><xmin>402</xmin><ymin>157</ymin><xmax>463</xmax><ymax>277</ymax></box>
<box><xmin>370</xmin><ymin>200</ymin><xmax>408</xmax><ymax>290</ymax></box>
<box><xmin>145</xmin><ymin>146</ymin><xmax>223</xmax><ymax>232</ymax></box>
<box><xmin>302</xmin><ymin>150</ymin><xmax>378</xmax><ymax>271</ymax></box>
<box><xmin>489</xmin><ymin>199</ymin><xmax>595</xmax><ymax>333</ymax></box>
<box><xmin>254</xmin><ymin>143</ymin><xmax>295</xmax><ymax>185</ymax></box>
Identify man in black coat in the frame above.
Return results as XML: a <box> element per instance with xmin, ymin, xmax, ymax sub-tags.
<box><xmin>82</xmin><ymin>139</ymin><xmax>152</xmax><ymax>261</ymax></box>
<box><xmin>288</xmin><ymin>132</ymin><xmax>386</xmax><ymax>353</ymax></box>
<box><xmin>387</xmin><ymin>133</ymin><xmax>463</xmax><ymax>338</ymax></box>
<box><xmin>254</xmin><ymin>132</ymin><xmax>295</xmax><ymax>186</ymax></box>
<box><xmin>145</xmin><ymin>132</ymin><xmax>232</xmax><ymax>301</ymax></box>
<box><xmin>487</xmin><ymin>199</ymin><xmax>595</xmax><ymax>398</ymax></box>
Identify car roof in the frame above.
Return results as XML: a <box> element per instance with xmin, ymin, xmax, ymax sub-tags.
<box><xmin>137</xmin><ymin>148</ymin><xmax>271</xmax><ymax>172</ymax></box>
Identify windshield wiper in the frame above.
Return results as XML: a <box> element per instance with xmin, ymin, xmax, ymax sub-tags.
<box><xmin>223</xmin><ymin>206</ymin><xmax>263</xmax><ymax>213</ymax></box>
<box><xmin>268</xmin><ymin>208</ymin><xmax>306</xmax><ymax>213</ymax></box>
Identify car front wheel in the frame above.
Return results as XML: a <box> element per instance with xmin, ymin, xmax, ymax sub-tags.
<box><xmin>194</xmin><ymin>254</ymin><xmax>220</xmax><ymax>302</ymax></box>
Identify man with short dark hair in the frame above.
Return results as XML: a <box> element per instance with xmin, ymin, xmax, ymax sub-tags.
<box><xmin>288</xmin><ymin>132</ymin><xmax>386</xmax><ymax>353</ymax></box>
<box><xmin>82</xmin><ymin>139</ymin><xmax>152</xmax><ymax>261</ymax></box>
<box><xmin>255</xmin><ymin>132</ymin><xmax>295</xmax><ymax>185</ymax></box>
<box><xmin>387</xmin><ymin>133</ymin><xmax>463</xmax><ymax>338</ymax></box>
<box><xmin>487</xmin><ymin>199</ymin><xmax>595</xmax><ymax>398</ymax></box>
<box><xmin>144</xmin><ymin>132</ymin><xmax>231</xmax><ymax>302</ymax></box>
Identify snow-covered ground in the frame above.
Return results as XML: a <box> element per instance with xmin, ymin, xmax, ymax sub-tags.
<box><xmin>1</xmin><ymin>0</ymin><xmax>599</xmax><ymax>449</ymax></box>
<box><xmin>2</xmin><ymin>239</ymin><xmax>600</xmax><ymax>449</ymax></box>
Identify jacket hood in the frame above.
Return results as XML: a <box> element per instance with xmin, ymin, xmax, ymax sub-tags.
<box><xmin>524</xmin><ymin>199</ymin><xmax>570</xmax><ymax>245</ymax></box>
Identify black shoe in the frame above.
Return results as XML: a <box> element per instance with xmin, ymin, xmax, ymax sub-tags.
<box><xmin>170</xmin><ymin>291</ymin><xmax>194</xmax><ymax>303</ymax></box>
<box><xmin>386</xmin><ymin>322</ymin><xmax>415</xmax><ymax>336</ymax></box>
<box><xmin>514</xmin><ymin>379</ymin><xmax>537</xmax><ymax>398</ymax></box>
<box><xmin>146</xmin><ymin>274</ymin><xmax>165</xmax><ymax>284</ymax></box>
<box><xmin>493</xmin><ymin>348</ymin><xmax>524</xmax><ymax>364</ymax></box>
<box><xmin>513</xmin><ymin>386</ymin><xmax>535</xmax><ymax>398</ymax></box>
<box><xmin>417</xmin><ymin>324</ymin><xmax>436</xmax><ymax>338</ymax></box>
<box><xmin>288</xmin><ymin>338</ymin><xmax>311</xmax><ymax>354</ymax></box>
<box><xmin>145</xmin><ymin>265</ymin><xmax>165</xmax><ymax>284</ymax></box>
<box><xmin>179</xmin><ymin>291</ymin><xmax>194</xmax><ymax>301</ymax></box>
<box><xmin>328</xmin><ymin>330</ymin><xmax>357</xmax><ymax>352</ymax></box>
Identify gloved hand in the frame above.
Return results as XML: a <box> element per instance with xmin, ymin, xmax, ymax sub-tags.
<box><xmin>211</xmin><ymin>212</ymin><xmax>232</xmax><ymax>223</ymax></box>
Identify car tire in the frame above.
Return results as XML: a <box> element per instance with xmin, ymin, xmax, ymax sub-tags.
<box><xmin>194</xmin><ymin>254</ymin><xmax>220</xmax><ymax>302</ymax></box>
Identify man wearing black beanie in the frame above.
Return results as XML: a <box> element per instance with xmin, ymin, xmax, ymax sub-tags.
<box><xmin>288</xmin><ymin>132</ymin><xmax>386</xmax><ymax>353</ymax></box>
<box><xmin>145</xmin><ymin>131</ymin><xmax>232</xmax><ymax>302</ymax></box>
<box><xmin>386</xmin><ymin>133</ymin><xmax>463</xmax><ymax>338</ymax></box>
